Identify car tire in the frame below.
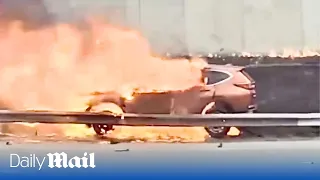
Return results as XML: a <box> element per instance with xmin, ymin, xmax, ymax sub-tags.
<box><xmin>85</xmin><ymin>102</ymin><xmax>123</xmax><ymax>136</ymax></box>
<box><xmin>204</xmin><ymin>109</ymin><xmax>230</xmax><ymax>139</ymax></box>
<box><xmin>92</xmin><ymin>124</ymin><xmax>113</xmax><ymax>136</ymax></box>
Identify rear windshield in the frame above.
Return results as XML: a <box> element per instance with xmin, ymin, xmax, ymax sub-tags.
<box><xmin>203</xmin><ymin>71</ymin><xmax>231</xmax><ymax>85</ymax></box>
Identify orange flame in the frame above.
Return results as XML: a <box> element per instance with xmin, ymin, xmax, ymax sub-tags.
<box><xmin>0</xmin><ymin>18</ymin><xmax>211</xmax><ymax>142</ymax></box>
<box><xmin>227</xmin><ymin>127</ymin><xmax>241</xmax><ymax>136</ymax></box>
<box><xmin>241</xmin><ymin>48</ymin><xmax>320</xmax><ymax>58</ymax></box>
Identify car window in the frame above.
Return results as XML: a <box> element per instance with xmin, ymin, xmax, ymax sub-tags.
<box><xmin>204</xmin><ymin>71</ymin><xmax>231</xmax><ymax>85</ymax></box>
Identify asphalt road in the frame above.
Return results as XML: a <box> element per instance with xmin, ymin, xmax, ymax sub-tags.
<box><xmin>0</xmin><ymin>125</ymin><xmax>320</xmax><ymax>176</ymax></box>
<box><xmin>1</xmin><ymin>125</ymin><xmax>320</xmax><ymax>144</ymax></box>
<box><xmin>0</xmin><ymin>140</ymin><xmax>320</xmax><ymax>173</ymax></box>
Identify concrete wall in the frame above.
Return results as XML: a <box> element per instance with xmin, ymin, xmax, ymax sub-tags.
<box><xmin>44</xmin><ymin>0</ymin><xmax>320</xmax><ymax>54</ymax></box>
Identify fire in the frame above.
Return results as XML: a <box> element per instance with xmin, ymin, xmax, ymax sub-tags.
<box><xmin>241</xmin><ymin>48</ymin><xmax>320</xmax><ymax>58</ymax></box>
<box><xmin>268</xmin><ymin>48</ymin><xmax>320</xmax><ymax>58</ymax></box>
<box><xmin>227</xmin><ymin>127</ymin><xmax>241</xmax><ymax>136</ymax></box>
<box><xmin>0</xmin><ymin>17</ymin><xmax>212</xmax><ymax>142</ymax></box>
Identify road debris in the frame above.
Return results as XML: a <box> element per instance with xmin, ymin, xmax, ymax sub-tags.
<box><xmin>5</xmin><ymin>141</ymin><xmax>12</xmax><ymax>145</ymax></box>
<box><xmin>114</xmin><ymin>149</ymin><xmax>130</xmax><ymax>152</ymax></box>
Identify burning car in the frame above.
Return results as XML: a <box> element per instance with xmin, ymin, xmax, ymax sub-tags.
<box><xmin>85</xmin><ymin>64</ymin><xmax>257</xmax><ymax>138</ymax></box>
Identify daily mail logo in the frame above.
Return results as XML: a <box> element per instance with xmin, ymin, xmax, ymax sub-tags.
<box><xmin>10</xmin><ymin>152</ymin><xmax>96</xmax><ymax>170</ymax></box>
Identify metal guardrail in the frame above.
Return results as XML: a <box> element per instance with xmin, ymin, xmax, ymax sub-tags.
<box><xmin>0</xmin><ymin>110</ymin><xmax>318</xmax><ymax>127</ymax></box>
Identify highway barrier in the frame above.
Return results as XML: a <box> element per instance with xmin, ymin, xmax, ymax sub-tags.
<box><xmin>0</xmin><ymin>110</ymin><xmax>318</xmax><ymax>127</ymax></box>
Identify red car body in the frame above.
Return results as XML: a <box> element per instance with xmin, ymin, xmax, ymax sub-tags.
<box><xmin>86</xmin><ymin>64</ymin><xmax>257</xmax><ymax>138</ymax></box>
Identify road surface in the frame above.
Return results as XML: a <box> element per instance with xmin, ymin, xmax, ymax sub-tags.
<box><xmin>0</xmin><ymin>140</ymin><xmax>320</xmax><ymax>169</ymax></box>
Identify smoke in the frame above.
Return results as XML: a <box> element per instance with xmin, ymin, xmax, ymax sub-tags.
<box><xmin>0</xmin><ymin>1</ymin><xmax>210</xmax><ymax>142</ymax></box>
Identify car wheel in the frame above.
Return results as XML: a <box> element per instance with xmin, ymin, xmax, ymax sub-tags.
<box><xmin>92</xmin><ymin>124</ymin><xmax>114</xmax><ymax>136</ymax></box>
<box><xmin>204</xmin><ymin>110</ymin><xmax>230</xmax><ymax>139</ymax></box>
<box><xmin>85</xmin><ymin>102</ymin><xmax>123</xmax><ymax>136</ymax></box>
